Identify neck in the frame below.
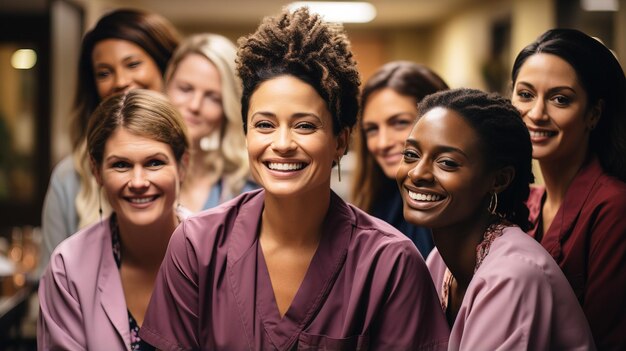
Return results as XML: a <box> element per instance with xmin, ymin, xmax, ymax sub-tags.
<box><xmin>432</xmin><ymin>211</ymin><xmax>492</xmax><ymax>289</ymax></box>
<box><xmin>260</xmin><ymin>188</ymin><xmax>331</xmax><ymax>248</ymax></box>
<box><xmin>538</xmin><ymin>150</ymin><xmax>589</xmax><ymax>208</ymax></box>
<box><xmin>187</xmin><ymin>147</ymin><xmax>212</xmax><ymax>178</ymax></box>
<box><xmin>117</xmin><ymin>210</ymin><xmax>178</xmax><ymax>271</ymax></box>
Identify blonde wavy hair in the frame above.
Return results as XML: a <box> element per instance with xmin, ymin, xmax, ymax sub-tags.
<box><xmin>165</xmin><ymin>33</ymin><xmax>249</xmax><ymax>199</ymax></box>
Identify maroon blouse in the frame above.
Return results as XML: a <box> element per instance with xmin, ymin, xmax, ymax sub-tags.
<box><xmin>527</xmin><ymin>156</ymin><xmax>626</xmax><ymax>350</ymax></box>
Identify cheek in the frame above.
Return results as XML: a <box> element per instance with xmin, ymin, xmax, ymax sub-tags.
<box><xmin>202</xmin><ymin>105</ymin><xmax>224</xmax><ymax>124</ymax></box>
<box><xmin>95</xmin><ymin>81</ymin><xmax>110</xmax><ymax>99</ymax></box>
<box><xmin>395</xmin><ymin>163</ymin><xmax>410</xmax><ymax>183</ymax></box>
<box><xmin>391</xmin><ymin>127</ymin><xmax>412</xmax><ymax>144</ymax></box>
<box><xmin>365</xmin><ymin>135</ymin><xmax>377</xmax><ymax>153</ymax></box>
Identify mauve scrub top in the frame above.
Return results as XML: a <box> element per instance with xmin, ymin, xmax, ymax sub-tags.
<box><xmin>427</xmin><ymin>226</ymin><xmax>596</xmax><ymax>351</ymax></box>
<box><xmin>140</xmin><ymin>189</ymin><xmax>450</xmax><ymax>350</ymax></box>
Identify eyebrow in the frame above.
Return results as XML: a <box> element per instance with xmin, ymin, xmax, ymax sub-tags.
<box><xmin>363</xmin><ymin>112</ymin><xmax>415</xmax><ymax>125</ymax></box>
<box><xmin>94</xmin><ymin>55</ymin><xmax>141</xmax><ymax>68</ymax></box>
<box><xmin>405</xmin><ymin>137</ymin><xmax>469</xmax><ymax>158</ymax></box>
<box><xmin>250</xmin><ymin>111</ymin><xmax>323</xmax><ymax>122</ymax></box>
<box><xmin>105</xmin><ymin>152</ymin><xmax>170</xmax><ymax>162</ymax></box>
<box><xmin>515</xmin><ymin>81</ymin><xmax>578</xmax><ymax>95</ymax></box>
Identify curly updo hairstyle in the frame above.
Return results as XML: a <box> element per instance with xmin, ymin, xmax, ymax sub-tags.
<box><xmin>417</xmin><ymin>88</ymin><xmax>534</xmax><ymax>231</ymax></box>
<box><xmin>236</xmin><ymin>7</ymin><xmax>361</xmax><ymax>135</ymax></box>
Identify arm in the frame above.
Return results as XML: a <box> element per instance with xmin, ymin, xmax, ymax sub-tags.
<box><xmin>455</xmin><ymin>258</ymin><xmax>593</xmax><ymax>351</ymax></box>
<box><xmin>584</xmin><ymin>193</ymin><xmax>626</xmax><ymax>350</ymax></box>
<box><xmin>370</xmin><ymin>243</ymin><xmax>449</xmax><ymax>350</ymax></box>
<box><xmin>139</xmin><ymin>221</ymin><xmax>200</xmax><ymax>351</ymax></box>
<box><xmin>39</xmin><ymin>159</ymin><xmax>78</xmax><ymax>276</ymax></box>
<box><xmin>37</xmin><ymin>254</ymin><xmax>86</xmax><ymax>350</ymax></box>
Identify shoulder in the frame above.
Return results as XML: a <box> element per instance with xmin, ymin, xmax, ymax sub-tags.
<box><xmin>589</xmin><ymin>172</ymin><xmax>626</xmax><ymax>208</ymax></box>
<box><xmin>473</xmin><ymin>227</ymin><xmax>562</xmax><ymax>289</ymax></box>
<box><xmin>348</xmin><ymin>201</ymin><xmax>417</xmax><ymax>251</ymax></box>
<box><xmin>49</xmin><ymin>156</ymin><xmax>79</xmax><ymax>184</ymax></box>
<box><xmin>48</xmin><ymin>221</ymin><xmax>110</xmax><ymax>272</ymax></box>
<box><xmin>175</xmin><ymin>189</ymin><xmax>263</xmax><ymax>245</ymax></box>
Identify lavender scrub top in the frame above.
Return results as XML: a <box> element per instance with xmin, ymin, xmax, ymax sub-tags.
<box><xmin>140</xmin><ymin>189</ymin><xmax>450</xmax><ymax>350</ymax></box>
<box><xmin>427</xmin><ymin>226</ymin><xmax>596</xmax><ymax>351</ymax></box>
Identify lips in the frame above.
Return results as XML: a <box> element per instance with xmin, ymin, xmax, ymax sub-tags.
<box><xmin>403</xmin><ymin>187</ymin><xmax>446</xmax><ymax>210</ymax></box>
<box><xmin>125</xmin><ymin>195</ymin><xmax>159</xmax><ymax>206</ymax></box>
<box><xmin>408</xmin><ymin>190</ymin><xmax>442</xmax><ymax>202</ymax></box>
<box><xmin>266</xmin><ymin>162</ymin><xmax>307</xmax><ymax>171</ymax></box>
<box><xmin>526</xmin><ymin>126</ymin><xmax>557</xmax><ymax>143</ymax></box>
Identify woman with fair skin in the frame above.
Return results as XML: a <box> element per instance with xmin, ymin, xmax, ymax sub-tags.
<box><xmin>352</xmin><ymin>61</ymin><xmax>448</xmax><ymax>257</ymax></box>
<box><xmin>40</xmin><ymin>8</ymin><xmax>180</xmax><ymax>274</ymax></box>
<box><xmin>165</xmin><ymin>34</ymin><xmax>255</xmax><ymax>213</ymax></box>
<box><xmin>139</xmin><ymin>8</ymin><xmax>449</xmax><ymax>350</ymax></box>
<box><xmin>511</xmin><ymin>29</ymin><xmax>626</xmax><ymax>349</ymax></box>
<box><xmin>397</xmin><ymin>88</ymin><xmax>595</xmax><ymax>350</ymax></box>
<box><xmin>38</xmin><ymin>90</ymin><xmax>189</xmax><ymax>349</ymax></box>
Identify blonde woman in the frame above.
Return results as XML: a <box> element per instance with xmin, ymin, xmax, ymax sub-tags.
<box><xmin>165</xmin><ymin>34</ymin><xmax>256</xmax><ymax>212</ymax></box>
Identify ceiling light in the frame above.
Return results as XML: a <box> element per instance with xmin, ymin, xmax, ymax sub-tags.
<box><xmin>581</xmin><ymin>0</ymin><xmax>618</xmax><ymax>11</ymax></box>
<box><xmin>11</xmin><ymin>49</ymin><xmax>37</xmax><ymax>70</ymax></box>
<box><xmin>287</xmin><ymin>1</ymin><xmax>377</xmax><ymax>23</ymax></box>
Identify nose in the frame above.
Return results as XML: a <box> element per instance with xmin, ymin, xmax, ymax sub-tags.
<box><xmin>113</xmin><ymin>71</ymin><xmax>131</xmax><ymax>93</ymax></box>
<box><xmin>526</xmin><ymin>99</ymin><xmax>549</xmax><ymax>123</ymax></box>
<box><xmin>188</xmin><ymin>92</ymin><xmax>203</xmax><ymax>113</ymax></box>
<box><xmin>376</xmin><ymin>127</ymin><xmax>393</xmax><ymax>152</ymax></box>
<box><xmin>271</xmin><ymin>127</ymin><xmax>296</xmax><ymax>153</ymax></box>
<box><xmin>128</xmin><ymin>167</ymin><xmax>150</xmax><ymax>191</ymax></box>
<box><xmin>407</xmin><ymin>159</ymin><xmax>434</xmax><ymax>185</ymax></box>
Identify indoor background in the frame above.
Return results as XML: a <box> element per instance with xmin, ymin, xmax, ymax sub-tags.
<box><xmin>0</xmin><ymin>0</ymin><xmax>624</xmax><ymax>348</ymax></box>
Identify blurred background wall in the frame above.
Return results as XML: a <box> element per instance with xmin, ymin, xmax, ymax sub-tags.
<box><xmin>0</xmin><ymin>0</ymin><xmax>624</xmax><ymax>226</ymax></box>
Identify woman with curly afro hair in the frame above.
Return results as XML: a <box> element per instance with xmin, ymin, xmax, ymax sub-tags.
<box><xmin>140</xmin><ymin>7</ymin><xmax>449</xmax><ymax>350</ymax></box>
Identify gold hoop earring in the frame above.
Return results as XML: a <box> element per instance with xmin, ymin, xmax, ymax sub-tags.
<box><xmin>488</xmin><ymin>192</ymin><xmax>498</xmax><ymax>215</ymax></box>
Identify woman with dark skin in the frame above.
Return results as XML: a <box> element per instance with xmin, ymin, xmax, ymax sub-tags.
<box><xmin>511</xmin><ymin>28</ymin><xmax>626</xmax><ymax>349</ymax></box>
<box><xmin>352</xmin><ymin>61</ymin><xmax>448</xmax><ymax>257</ymax></box>
<box><xmin>397</xmin><ymin>88</ymin><xmax>594</xmax><ymax>350</ymax></box>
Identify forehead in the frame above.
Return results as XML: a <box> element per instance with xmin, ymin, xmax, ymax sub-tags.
<box><xmin>92</xmin><ymin>39</ymin><xmax>149</xmax><ymax>61</ymax></box>
<box><xmin>174</xmin><ymin>53</ymin><xmax>219</xmax><ymax>78</ymax></box>
<box><xmin>516</xmin><ymin>53</ymin><xmax>581</xmax><ymax>88</ymax></box>
<box><xmin>103</xmin><ymin>127</ymin><xmax>174</xmax><ymax>157</ymax></box>
<box><xmin>362</xmin><ymin>88</ymin><xmax>417</xmax><ymax>123</ymax></box>
<box><xmin>412</xmin><ymin>107</ymin><xmax>482</xmax><ymax>154</ymax></box>
<box><xmin>248</xmin><ymin>75</ymin><xmax>330</xmax><ymax>119</ymax></box>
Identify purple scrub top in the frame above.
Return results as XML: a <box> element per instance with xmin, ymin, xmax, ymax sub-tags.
<box><xmin>140</xmin><ymin>189</ymin><xmax>450</xmax><ymax>350</ymax></box>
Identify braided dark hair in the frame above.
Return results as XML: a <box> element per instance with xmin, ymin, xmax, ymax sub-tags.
<box><xmin>418</xmin><ymin>88</ymin><xmax>534</xmax><ymax>231</ymax></box>
<box><xmin>236</xmin><ymin>7</ymin><xmax>360</xmax><ymax>135</ymax></box>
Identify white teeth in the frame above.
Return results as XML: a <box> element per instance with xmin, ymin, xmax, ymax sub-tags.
<box><xmin>408</xmin><ymin>190</ymin><xmax>442</xmax><ymax>202</ymax></box>
<box><xmin>530</xmin><ymin>130</ymin><xmax>554</xmax><ymax>138</ymax></box>
<box><xmin>129</xmin><ymin>196</ymin><xmax>155</xmax><ymax>204</ymax></box>
<box><xmin>267</xmin><ymin>162</ymin><xmax>305</xmax><ymax>171</ymax></box>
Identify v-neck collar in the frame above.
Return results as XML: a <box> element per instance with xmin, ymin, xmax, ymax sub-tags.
<box><xmin>97</xmin><ymin>217</ymin><xmax>131</xmax><ymax>350</ymax></box>
<box><xmin>227</xmin><ymin>190</ymin><xmax>354</xmax><ymax>350</ymax></box>
<box><xmin>530</xmin><ymin>155</ymin><xmax>603</xmax><ymax>260</ymax></box>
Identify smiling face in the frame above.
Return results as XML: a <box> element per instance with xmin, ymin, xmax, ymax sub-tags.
<box><xmin>511</xmin><ymin>53</ymin><xmax>597</xmax><ymax>163</ymax></box>
<box><xmin>166</xmin><ymin>53</ymin><xmax>224</xmax><ymax>146</ymax></box>
<box><xmin>246</xmin><ymin>75</ymin><xmax>347</xmax><ymax>198</ymax></box>
<box><xmin>396</xmin><ymin>107</ymin><xmax>493</xmax><ymax>230</ymax></box>
<box><xmin>95</xmin><ymin>127</ymin><xmax>182</xmax><ymax>228</ymax></box>
<box><xmin>362</xmin><ymin>88</ymin><xmax>418</xmax><ymax>179</ymax></box>
<box><xmin>92</xmin><ymin>39</ymin><xmax>164</xmax><ymax>99</ymax></box>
